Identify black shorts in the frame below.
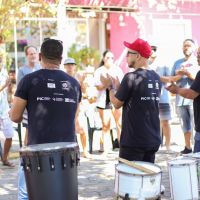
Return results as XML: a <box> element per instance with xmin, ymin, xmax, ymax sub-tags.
<box><xmin>119</xmin><ymin>145</ymin><xmax>160</xmax><ymax>163</ymax></box>
<box><xmin>96</xmin><ymin>104</ymin><xmax>112</xmax><ymax>110</ymax></box>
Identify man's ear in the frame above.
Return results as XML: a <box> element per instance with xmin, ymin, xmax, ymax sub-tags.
<box><xmin>39</xmin><ymin>53</ymin><xmax>41</xmax><ymax>61</ymax></box>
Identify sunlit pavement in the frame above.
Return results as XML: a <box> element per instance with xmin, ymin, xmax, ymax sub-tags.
<box><xmin>0</xmin><ymin>122</ymin><xmax>192</xmax><ymax>200</ymax></box>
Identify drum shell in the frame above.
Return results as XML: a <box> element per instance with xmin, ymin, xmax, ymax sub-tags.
<box><xmin>115</xmin><ymin>162</ymin><xmax>161</xmax><ymax>199</ymax></box>
<box><xmin>183</xmin><ymin>153</ymin><xmax>200</xmax><ymax>191</ymax></box>
<box><xmin>20</xmin><ymin>143</ymin><xmax>79</xmax><ymax>200</ymax></box>
<box><xmin>168</xmin><ymin>158</ymin><xmax>199</xmax><ymax>200</ymax></box>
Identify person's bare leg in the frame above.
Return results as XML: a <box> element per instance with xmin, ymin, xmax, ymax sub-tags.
<box><xmin>112</xmin><ymin>109</ymin><xmax>122</xmax><ymax>143</ymax></box>
<box><xmin>161</xmin><ymin>120</ymin><xmax>171</xmax><ymax>150</ymax></box>
<box><xmin>2</xmin><ymin>138</ymin><xmax>14</xmax><ymax>166</ymax></box>
<box><xmin>79</xmin><ymin>133</ymin><xmax>89</xmax><ymax>158</ymax></box>
<box><xmin>101</xmin><ymin>109</ymin><xmax>112</xmax><ymax>154</ymax></box>
<box><xmin>184</xmin><ymin>131</ymin><xmax>192</xmax><ymax>149</ymax></box>
<box><xmin>98</xmin><ymin>109</ymin><xmax>105</xmax><ymax>152</ymax></box>
<box><xmin>24</xmin><ymin>128</ymin><xmax>28</xmax><ymax>146</ymax></box>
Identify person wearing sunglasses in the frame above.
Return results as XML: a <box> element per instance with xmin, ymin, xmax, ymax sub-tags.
<box><xmin>101</xmin><ymin>38</ymin><xmax>162</xmax><ymax>163</ymax></box>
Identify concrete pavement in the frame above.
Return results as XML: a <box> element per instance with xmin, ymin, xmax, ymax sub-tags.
<box><xmin>0</xmin><ymin>122</ymin><xmax>192</xmax><ymax>200</ymax></box>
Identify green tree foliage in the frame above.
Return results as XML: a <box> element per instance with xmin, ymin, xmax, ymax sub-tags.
<box><xmin>68</xmin><ymin>44</ymin><xmax>100</xmax><ymax>70</ymax></box>
<box><xmin>0</xmin><ymin>0</ymin><xmax>58</xmax><ymax>42</ymax></box>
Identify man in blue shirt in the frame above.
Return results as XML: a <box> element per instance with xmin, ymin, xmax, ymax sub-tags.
<box><xmin>167</xmin><ymin>46</ymin><xmax>200</xmax><ymax>153</ymax></box>
<box><xmin>171</xmin><ymin>39</ymin><xmax>198</xmax><ymax>154</ymax></box>
<box><xmin>17</xmin><ymin>45</ymin><xmax>40</xmax><ymax>145</ymax></box>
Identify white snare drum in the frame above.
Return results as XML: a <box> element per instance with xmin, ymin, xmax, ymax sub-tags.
<box><xmin>115</xmin><ymin>161</ymin><xmax>161</xmax><ymax>199</ymax></box>
<box><xmin>183</xmin><ymin>152</ymin><xmax>200</xmax><ymax>191</ymax></box>
<box><xmin>168</xmin><ymin>158</ymin><xmax>199</xmax><ymax>200</ymax></box>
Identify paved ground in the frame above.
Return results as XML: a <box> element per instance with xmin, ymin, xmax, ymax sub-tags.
<box><xmin>0</xmin><ymin>121</ymin><xmax>193</xmax><ymax>200</ymax></box>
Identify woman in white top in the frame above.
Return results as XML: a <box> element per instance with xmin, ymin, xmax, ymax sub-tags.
<box><xmin>94</xmin><ymin>50</ymin><xmax>124</xmax><ymax>151</ymax></box>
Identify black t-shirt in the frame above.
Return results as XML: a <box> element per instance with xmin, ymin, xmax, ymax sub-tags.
<box><xmin>115</xmin><ymin>68</ymin><xmax>162</xmax><ymax>148</ymax></box>
<box><xmin>15</xmin><ymin>69</ymin><xmax>81</xmax><ymax>145</ymax></box>
<box><xmin>191</xmin><ymin>71</ymin><xmax>200</xmax><ymax>132</ymax></box>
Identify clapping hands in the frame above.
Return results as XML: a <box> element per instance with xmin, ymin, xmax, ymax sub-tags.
<box><xmin>100</xmin><ymin>73</ymin><xmax>120</xmax><ymax>90</ymax></box>
<box><xmin>166</xmin><ymin>82</ymin><xmax>179</xmax><ymax>94</ymax></box>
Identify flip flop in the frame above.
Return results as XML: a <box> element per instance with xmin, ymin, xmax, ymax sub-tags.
<box><xmin>2</xmin><ymin>161</ymin><xmax>15</xmax><ymax>168</ymax></box>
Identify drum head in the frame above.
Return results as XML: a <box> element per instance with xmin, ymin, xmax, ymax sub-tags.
<box><xmin>20</xmin><ymin>142</ymin><xmax>78</xmax><ymax>153</ymax></box>
<box><xmin>191</xmin><ymin>152</ymin><xmax>200</xmax><ymax>159</ymax></box>
<box><xmin>168</xmin><ymin>158</ymin><xmax>196</xmax><ymax>166</ymax></box>
<box><xmin>116</xmin><ymin>161</ymin><xmax>161</xmax><ymax>175</ymax></box>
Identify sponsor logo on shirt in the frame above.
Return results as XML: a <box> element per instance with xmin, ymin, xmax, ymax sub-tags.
<box><xmin>141</xmin><ymin>96</ymin><xmax>160</xmax><ymax>101</ymax></box>
<box><xmin>61</xmin><ymin>81</ymin><xmax>72</xmax><ymax>91</ymax></box>
<box><xmin>36</xmin><ymin>96</ymin><xmax>76</xmax><ymax>103</ymax></box>
<box><xmin>52</xmin><ymin>97</ymin><xmax>64</xmax><ymax>102</ymax></box>
<box><xmin>148</xmin><ymin>83</ymin><xmax>153</xmax><ymax>88</ymax></box>
<box><xmin>37</xmin><ymin>97</ymin><xmax>51</xmax><ymax>101</ymax></box>
<box><xmin>65</xmin><ymin>98</ymin><xmax>76</xmax><ymax>103</ymax></box>
<box><xmin>47</xmin><ymin>83</ymin><xmax>56</xmax><ymax>88</ymax></box>
<box><xmin>155</xmin><ymin>82</ymin><xmax>159</xmax><ymax>89</ymax></box>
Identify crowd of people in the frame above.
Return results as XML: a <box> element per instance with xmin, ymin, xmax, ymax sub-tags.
<box><xmin>0</xmin><ymin>36</ymin><xmax>200</xmax><ymax>199</ymax></box>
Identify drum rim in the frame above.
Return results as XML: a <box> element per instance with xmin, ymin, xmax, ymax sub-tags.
<box><xmin>168</xmin><ymin>158</ymin><xmax>197</xmax><ymax>166</ymax></box>
<box><xmin>115</xmin><ymin>193</ymin><xmax>161</xmax><ymax>200</ymax></box>
<box><xmin>19</xmin><ymin>142</ymin><xmax>79</xmax><ymax>152</ymax></box>
<box><xmin>20</xmin><ymin>147</ymin><xmax>80</xmax><ymax>157</ymax></box>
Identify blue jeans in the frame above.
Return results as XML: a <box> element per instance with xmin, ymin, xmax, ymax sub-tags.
<box><xmin>177</xmin><ymin>105</ymin><xmax>194</xmax><ymax>133</ymax></box>
<box><xmin>194</xmin><ymin>132</ymin><xmax>200</xmax><ymax>153</ymax></box>
<box><xmin>18</xmin><ymin>166</ymin><xmax>28</xmax><ymax>200</ymax></box>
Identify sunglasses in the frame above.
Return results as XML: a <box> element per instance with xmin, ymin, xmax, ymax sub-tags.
<box><xmin>127</xmin><ymin>51</ymin><xmax>138</xmax><ymax>56</ymax></box>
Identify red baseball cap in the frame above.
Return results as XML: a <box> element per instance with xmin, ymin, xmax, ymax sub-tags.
<box><xmin>124</xmin><ymin>38</ymin><xmax>152</xmax><ymax>58</ymax></box>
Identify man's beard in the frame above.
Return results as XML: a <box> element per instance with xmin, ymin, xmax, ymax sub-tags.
<box><xmin>183</xmin><ymin>50</ymin><xmax>192</xmax><ymax>57</ymax></box>
<box><xmin>128</xmin><ymin>61</ymin><xmax>136</xmax><ymax>68</ymax></box>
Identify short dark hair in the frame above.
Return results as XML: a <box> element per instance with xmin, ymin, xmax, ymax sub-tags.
<box><xmin>183</xmin><ymin>39</ymin><xmax>195</xmax><ymax>44</ymax></box>
<box><xmin>40</xmin><ymin>39</ymin><xmax>63</xmax><ymax>60</ymax></box>
<box><xmin>24</xmin><ymin>45</ymin><xmax>37</xmax><ymax>55</ymax></box>
<box><xmin>98</xmin><ymin>49</ymin><xmax>112</xmax><ymax>68</ymax></box>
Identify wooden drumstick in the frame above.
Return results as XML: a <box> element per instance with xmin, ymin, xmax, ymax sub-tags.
<box><xmin>118</xmin><ymin>157</ymin><xmax>155</xmax><ymax>174</ymax></box>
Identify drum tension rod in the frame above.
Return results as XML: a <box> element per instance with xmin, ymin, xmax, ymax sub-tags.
<box><xmin>36</xmin><ymin>156</ymin><xmax>41</xmax><ymax>172</ymax></box>
<box><xmin>76</xmin><ymin>152</ymin><xmax>80</xmax><ymax>166</ymax></box>
<box><xmin>49</xmin><ymin>156</ymin><xmax>55</xmax><ymax>171</ymax></box>
<box><xmin>62</xmin><ymin>154</ymin><xmax>67</xmax><ymax>169</ymax></box>
<box><xmin>26</xmin><ymin>157</ymin><xmax>32</xmax><ymax>172</ymax></box>
<box><xmin>71</xmin><ymin>153</ymin><xmax>75</xmax><ymax>168</ymax></box>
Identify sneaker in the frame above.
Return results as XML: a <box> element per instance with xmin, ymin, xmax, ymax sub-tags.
<box><xmin>180</xmin><ymin>147</ymin><xmax>192</xmax><ymax>154</ymax></box>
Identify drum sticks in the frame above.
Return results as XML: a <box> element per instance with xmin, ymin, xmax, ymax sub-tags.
<box><xmin>118</xmin><ymin>157</ymin><xmax>155</xmax><ymax>174</ymax></box>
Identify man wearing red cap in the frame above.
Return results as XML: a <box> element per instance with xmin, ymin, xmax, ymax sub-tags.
<box><xmin>101</xmin><ymin>38</ymin><xmax>162</xmax><ymax>163</ymax></box>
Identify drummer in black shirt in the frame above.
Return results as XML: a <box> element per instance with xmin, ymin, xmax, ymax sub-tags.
<box><xmin>101</xmin><ymin>38</ymin><xmax>162</xmax><ymax>163</ymax></box>
<box><xmin>9</xmin><ymin>38</ymin><xmax>81</xmax><ymax>200</ymax></box>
